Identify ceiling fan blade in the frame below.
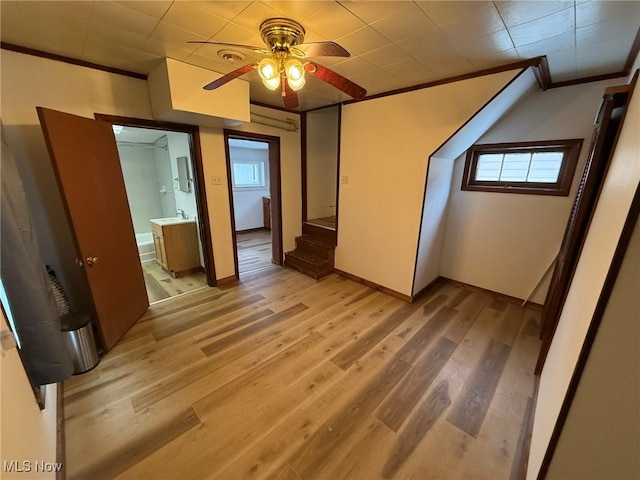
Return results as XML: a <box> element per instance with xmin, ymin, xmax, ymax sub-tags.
<box><xmin>282</xmin><ymin>76</ymin><xmax>299</xmax><ymax>109</ymax></box>
<box><xmin>304</xmin><ymin>62</ymin><xmax>367</xmax><ymax>100</ymax></box>
<box><xmin>188</xmin><ymin>41</ymin><xmax>267</xmax><ymax>54</ymax></box>
<box><xmin>293</xmin><ymin>41</ymin><xmax>350</xmax><ymax>58</ymax></box>
<box><xmin>203</xmin><ymin>63</ymin><xmax>256</xmax><ymax>90</ymax></box>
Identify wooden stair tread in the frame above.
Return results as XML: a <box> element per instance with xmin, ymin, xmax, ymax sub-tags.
<box><xmin>297</xmin><ymin>234</ymin><xmax>336</xmax><ymax>249</ymax></box>
<box><xmin>285</xmin><ymin>249</ymin><xmax>330</xmax><ymax>267</ymax></box>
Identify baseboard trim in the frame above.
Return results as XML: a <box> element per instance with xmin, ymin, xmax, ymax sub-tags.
<box><xmin>334</xmin><ymin>269</ymin><xmax>412</xmax><ymax>303</ymax></box>
<box><xmin>511</xmin><ymin>375</ymin><xmax>540</xmax><ymax>480</ymax></box>
<box><xmin>56</xmin><ymin>381</ymin><xmax>66</xmax><ymax>480</ymax></box>
<box><xmin>236</xmin><ymin>227</ymin><xmax>269</xmax><ymax>234</ymax></box>
<box><xmin>441</xmin><ymin>277</ymin><xmax>544</xmax><ymax>310</ymax></box>
<box><xmin>411</xmin><ymin>276</ymin><xmax>445</xmax><ymax>302</ymax></box>
<box><xmin>216</xmin><ymin>274</ymin><xmax>238</xmax><ymax>285</ymax></box>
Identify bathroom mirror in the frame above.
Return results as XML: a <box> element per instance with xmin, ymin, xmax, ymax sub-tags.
<box><xmin>177</xmin><ymin>156</ymin><xmax>191</xmax><ymax>193</ymax></box>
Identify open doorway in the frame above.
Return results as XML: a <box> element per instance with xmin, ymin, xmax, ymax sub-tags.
<box><xmin>224</xmin><ymin>130</ymin><xmax>283</xmax><ymax>277</ymax></box>
<box><xmin>113</xmin><ymin>124</ymin><xmax>208</xmax><ymax>303</ymax></box>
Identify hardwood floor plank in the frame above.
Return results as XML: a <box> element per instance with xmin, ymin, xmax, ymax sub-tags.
<box><xmin>152</xmin><ymin>293</ymin><xmax>265</xmax><ymax>340</ymax></box>
<box><xmin>397</xmin><ymin>293</ymin><xmax>447</xmax><ymax>339</ymax></box>
<box><xmin>143</xmin><ymin>271</ymin><xmax>171</xmax><ymax>302</ymax></box>
<box><xmin>291</xmin><ymin>356</ymin><xmax>411</xmax><ymax>479</ymax></box>
<box><xmin>64</xmin><ymin>273</ymin><xmax>541</xmax><ymax>480</ymax></box>
<box><xmin>376</xmin><ymin>336</ymin><xmax>457</xmax><ymax>431</ymax></box>
<box><xmin>395</xmin><ymin>306</ymin><xmax>457</xmax><ymax>365</ymax></box>
<box><xmin>73</xmin><ymin>408</ymin><xmax>201</xmax><ymax>480</ymax></box>
<box><xmin>447</xmin><ymin>340</ymin><xmax>511</xmax><ymax>438</ymax></box>
<box><xmin>381</xmin><ymin>380</ymin><xmax>452</xmax><ymax>479</ymax></box>
<box><xmin>200</xmin><ymin>303</ymin><xmax>309</xmax><ymax>357</ymax></box>
<box><xmin>330</xmin><ymin>295</ymin><xmax>430</xmax><ymax>370</ymax></box>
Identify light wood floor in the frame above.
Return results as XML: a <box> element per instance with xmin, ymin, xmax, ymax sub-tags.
<box><xmin>237</xmin><ymin>229</ymin><xmax>272</xmax><ymax>274</ymax></box>
<box><xmin>64</xmin><ymin>267</ymin><xmax>541</xmax><ymax>480</ymax></box>
<box><xmin>306</xmin><ymin>215</ymin><xmax>336</xmax><ymax>230</ymax></box>
<box><xmin>142</xmin><ymin>261</ymin><xmax>208</xmax><ymax>304</ymax></box>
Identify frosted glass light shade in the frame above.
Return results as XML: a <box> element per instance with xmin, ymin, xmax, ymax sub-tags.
<box><xmin>258</xmin><ymin>58</ymin><xmax>280</xmax><ymax>90</ymax></box>
<box><xmin>285</xmin><ymin>58</ymin><xmax>305</xmax><ymax>91</ymax></box>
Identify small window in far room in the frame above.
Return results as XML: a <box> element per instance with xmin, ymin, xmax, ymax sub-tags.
<box><xmin>232</xmin><ymin>160</ymin><xmax>266</xmax><ymax>189</ymax></box>
<box><xmin>462</xmin><ymin>139</ymin><xmax>583</xmax><ymax>196</ymax></box>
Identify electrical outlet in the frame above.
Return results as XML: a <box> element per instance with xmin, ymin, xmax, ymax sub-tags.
<box><xmin>341</xmin><ymin>174</ymin><xmax>350</xmax><ymax>185</ymax></box>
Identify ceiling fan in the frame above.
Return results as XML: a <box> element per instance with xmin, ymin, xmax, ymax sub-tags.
<box><xmin>189</xmin><ymin>17</ymin><xmax>367</xmax><ymax>109</ymax></box>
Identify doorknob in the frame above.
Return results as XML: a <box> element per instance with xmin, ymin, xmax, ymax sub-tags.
<box><xmin>85</xmin><ymin>256</ymin><xmax>99</xmax><ymax>266</ymax></box>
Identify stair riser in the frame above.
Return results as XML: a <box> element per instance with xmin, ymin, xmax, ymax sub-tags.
<box><xmin>294</xmin><ymin>240</ymin><xmax>335</xmax><ymax>264</ymax></box>
<box><xmin>284</xmin><ymin>254</ymin><xmax>333</xmax><ymax>279</ymax></box>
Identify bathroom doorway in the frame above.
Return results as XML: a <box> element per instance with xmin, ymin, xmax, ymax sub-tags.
<box><xmin>111</xmin><ymin>123</ymin><xmax>209</xmax><ymax>303</ymax></box>
<box><xmin>224</xmin><ymin>130</ymin><xmax>283</xmax><ymax>276</ymax></box>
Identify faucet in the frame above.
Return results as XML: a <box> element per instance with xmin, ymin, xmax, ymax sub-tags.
<box><xmin>176</xmin><ymin>209</ymin><xmax>188</xmax><ymax>219</ymax></box>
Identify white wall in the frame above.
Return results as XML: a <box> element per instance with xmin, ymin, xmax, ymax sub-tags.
<box><xmin>527</xmin><ymin>62</ymin><xmax>640</xmax><ymax>477</ymax></box>
<box><xmin>152</xmin><ymin>136</ymin><xmax>177</xmax><ymax>219</ymax></box>
<box><xmin>199</xmin><ymin>104</ymin><xmax>301</xmax><ymax>279</ymax></box>
<box><xmin>0</xmin><ymin>50</ymin><xmax>153</xmax><ymax>313</ymax></box>
<box><xmin>546</xmin><ymin>189</ymin><xmax>639</xmax><ymax>479</ymax></box>
<box><xmin>118</xmin><ymin>144</ymin><xmax>163</xmax><ymax>235</ymax></box>
<box><xmin>338</xmin><ymin>70</ymin><xmax>519</xmax><ymax>296</ymax></box>
<box><xmin>230</xmin><ymin>146</ymin><xmax>270</xmax><ymax>231</ymax></box>
<box><xmin>0</xmin><ymin>310</ymin><xmax>58</xmax><ymax>480</ymax></box>
<box><xmin>165</xmin><ymin>131</ymin><xmax>198</xmax><ymax>221</ymax></box>
<box><xmin>0</xmin><ymin>49</ymin><xmax>301</xmax><ymax>288</ymax></box>
<box><xmin>440</xmin><ymin>78</ymin><xmax>622</xmax><ymax>304</ymax></box>
<box><xmin>306</xmin><ymin>106</ymin><xmax>339</xmax><ymax>220</ymax></box>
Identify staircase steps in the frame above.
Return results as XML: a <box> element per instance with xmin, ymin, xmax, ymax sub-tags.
<box><xmin>284</xmin><ymin>234</ymin><xmax>336</xmax><ymax>280</ymax></box>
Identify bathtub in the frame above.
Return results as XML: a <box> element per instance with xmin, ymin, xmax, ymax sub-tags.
<box><xmin>135</xmin><ymin>232</ymin><xmax>156</xmax><ymax>264</ymax></box>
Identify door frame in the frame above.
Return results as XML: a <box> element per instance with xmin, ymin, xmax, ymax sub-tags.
<box><xmin>536</xmin><ymin>76</ymin><xmax>636</xmax><ymax>374</ymax></box>
<box><xmin>223</xmin><ymin>129</ymin><xmax>283</xmax><ymax>277</ymax></box>
<box><xmin>95</xmin><ymin>114</ymin><xmax>217</xmax><ymax>286</ymax></box>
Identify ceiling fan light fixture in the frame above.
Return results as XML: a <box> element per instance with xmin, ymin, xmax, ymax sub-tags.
<box><xmin>285</xmin><ymin>58</ymin><xmax>305</xmax><ymax>91</ymax></box>
<box><xmin>258</xmin><ymin>57</ymin><xmax>281</xmax><ymax>90</ymax></box>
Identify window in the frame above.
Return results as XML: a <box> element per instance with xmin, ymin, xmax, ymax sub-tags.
<box><xmin>462</xmin><ymin>139</ymin><xmax>583</xmax><ymax>196</ymax></box>
<box><xmin>232</xmin><ymin>160</ymin><xmax>266</xmax><ymax>189</ymax></box>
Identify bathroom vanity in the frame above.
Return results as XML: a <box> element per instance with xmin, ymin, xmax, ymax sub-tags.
<box><xmin>150</xmin><ymin>218</ymin><xmax>200</xmax><ymax>278</ymax></box>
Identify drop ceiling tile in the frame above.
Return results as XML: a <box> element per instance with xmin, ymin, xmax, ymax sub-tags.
<box><xmin>305</xmin><ymin>2</ymin><xmax>367</xmax><ymax>40</ymax></box>
<box><xmin>47</xmin><ymin>1</ymin><xmax>95</xmax><ymax>18</ymax></box>
<box><xmin>494</xmin><ymin>1</ymin><xmax>573</xmax><ymax>28</ymax></box>
<box><xmin>209</xmin><ymin>22</ymin><xmax>263</xmax><ymax>47</ymax></box>
<box><xmin>576</xmin><ymin>37</ymin><xmax>633</xmax><ymax>75</ymax></box>
<box><xmin>370</xmin><ymin>4</ymin><xmax>438</xmax><ymax>43</ymax></box>
<box><xmin>416</xmin><ymin>54</ymin><xmax>476</xmax><ymax>77</ymax></box>
<box><xmin>415</xmin><ymin>1</ymin><xmax>496</xmax><ymax>26</ymax></box>
<box><xmin>161</xmin><ymin>2</ymin><xmax>228</xmax><ymax>38</ymax></box>
<box><xmin>83</xmin><ymin>37</ymin><xmax>159</xmax><ymax>72</ymax></box>
<box><xmin>230</xmin><ymin>1</ymin><xmax>284</xmax><ymax>32</ymax></box>
<box><xmin>336</xmin><ymin>26</ymin><xmax>389</xmax><ymax>57</ymax></box>
<box><xmin>349</xmin><ymin>67</ymin><xmax>402</xmax><ymax>95</ymax></box>
<box><xmin>509</xmin><ymin>7</ymin><xmax>575</xmax><ymax>47</ymax></box>
<box><xmin>381</xmin><ymin>57</ymin><xmax>437</xmax><ymax>83</ymax></box>
<box><xmin>514</xmin><ymin>30</ymin><xmax>575</xmax><ymax>58</ymax></box>
<box><xmin>447</xmin><ymin>29</ymin><xmax>515</xmax><ymax>57</ymax></box>
<box><xmin>544</xmin><ymin>46</ymin><xmax>577</xmax><ymax>79</ymax></box>
<box><xmin>360</xmin><ymin>44</ymin><xmax>412</xmax><ymax>69</ymax></box>
<box><xmin>576</xmin><ymin>0</ymin><xmax>640</xmax><ymax>28</ymax></box>
<box><xmin>185</xmin><ymin>52</ymin><xmax>242</xmax><ymax>75</ymax></box>
<box><xmin>329</xmin><ymin>57</ymin><xmax>377</xmax><ymax>77</ymax></box>
<box><xmin>0</xmin><ymin>2</ymin><xmax>24</xmax><ymax>43</ymax></box>
<box><xmin>113</xmin><ymin>1</ymin><xmax>172</xmax><ymax>20</ymax></box>
<box><xmin>91</xmin><ymin>1</ymin><xmax>159</xmax><ymax>38</ymax></box>
<box><xmin>86</xmin><ymin>17</ymin><xmax>150</xmax><ymax>50</ymax></box>
<box><xmin>468</xmin><ymin>47</ymin><xmax>521</xmax><ymax>70</ymax></box>
<box><xmin>339</xmin><ymin>1</ymin><xmax>412</xmax><ymax>24</ymax></box>
<box><xmin>266</xmin><ymin>1</ymin><xmax>332</xmax><ymax>23</ymax></box>
<box><xmin>576</xmin><ymin>15</ymin><xmax>640</xmax><ymax>46</ymax></box>
<box><xmin>396</xmin><ymin>30</ymin><xmax>460</xmax><ymax>59</ymax></box>
<box><xmin>436</xmin><ymin>4</ymin><xmax>506</xmax><ymax>37</ymax></box>
<box><xmin>196</xmin><ymin>2</ymin><xmax>252</xmax><ymax>22</ymax></box>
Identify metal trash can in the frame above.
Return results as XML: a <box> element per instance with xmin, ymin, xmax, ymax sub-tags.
<box><xmin>60</xmin><ymin>313</ymin><xmax>100</xmax><ymax>374</ymax></box>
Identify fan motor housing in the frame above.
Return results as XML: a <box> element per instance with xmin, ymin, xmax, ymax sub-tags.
<box><xmin>260</xmin><ymin>18</ymin><xmax>305</xmax><ymax>53</ymax></box>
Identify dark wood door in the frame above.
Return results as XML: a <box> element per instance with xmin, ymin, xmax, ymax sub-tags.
<box><xmin>37</xmin><ymin>107</ymin><xmax>148</xmax><ymax>350</ymax></box>
<box><xmin>536</xmin><ymin>83</ymin><xmax>633</xmax><ymax>374</ymax></box>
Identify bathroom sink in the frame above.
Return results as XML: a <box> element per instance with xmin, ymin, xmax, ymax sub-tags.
<box><xmin>150</xmin><ymin>217</ymin><xmax>195</xmax><ymax>226</ymax></box>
